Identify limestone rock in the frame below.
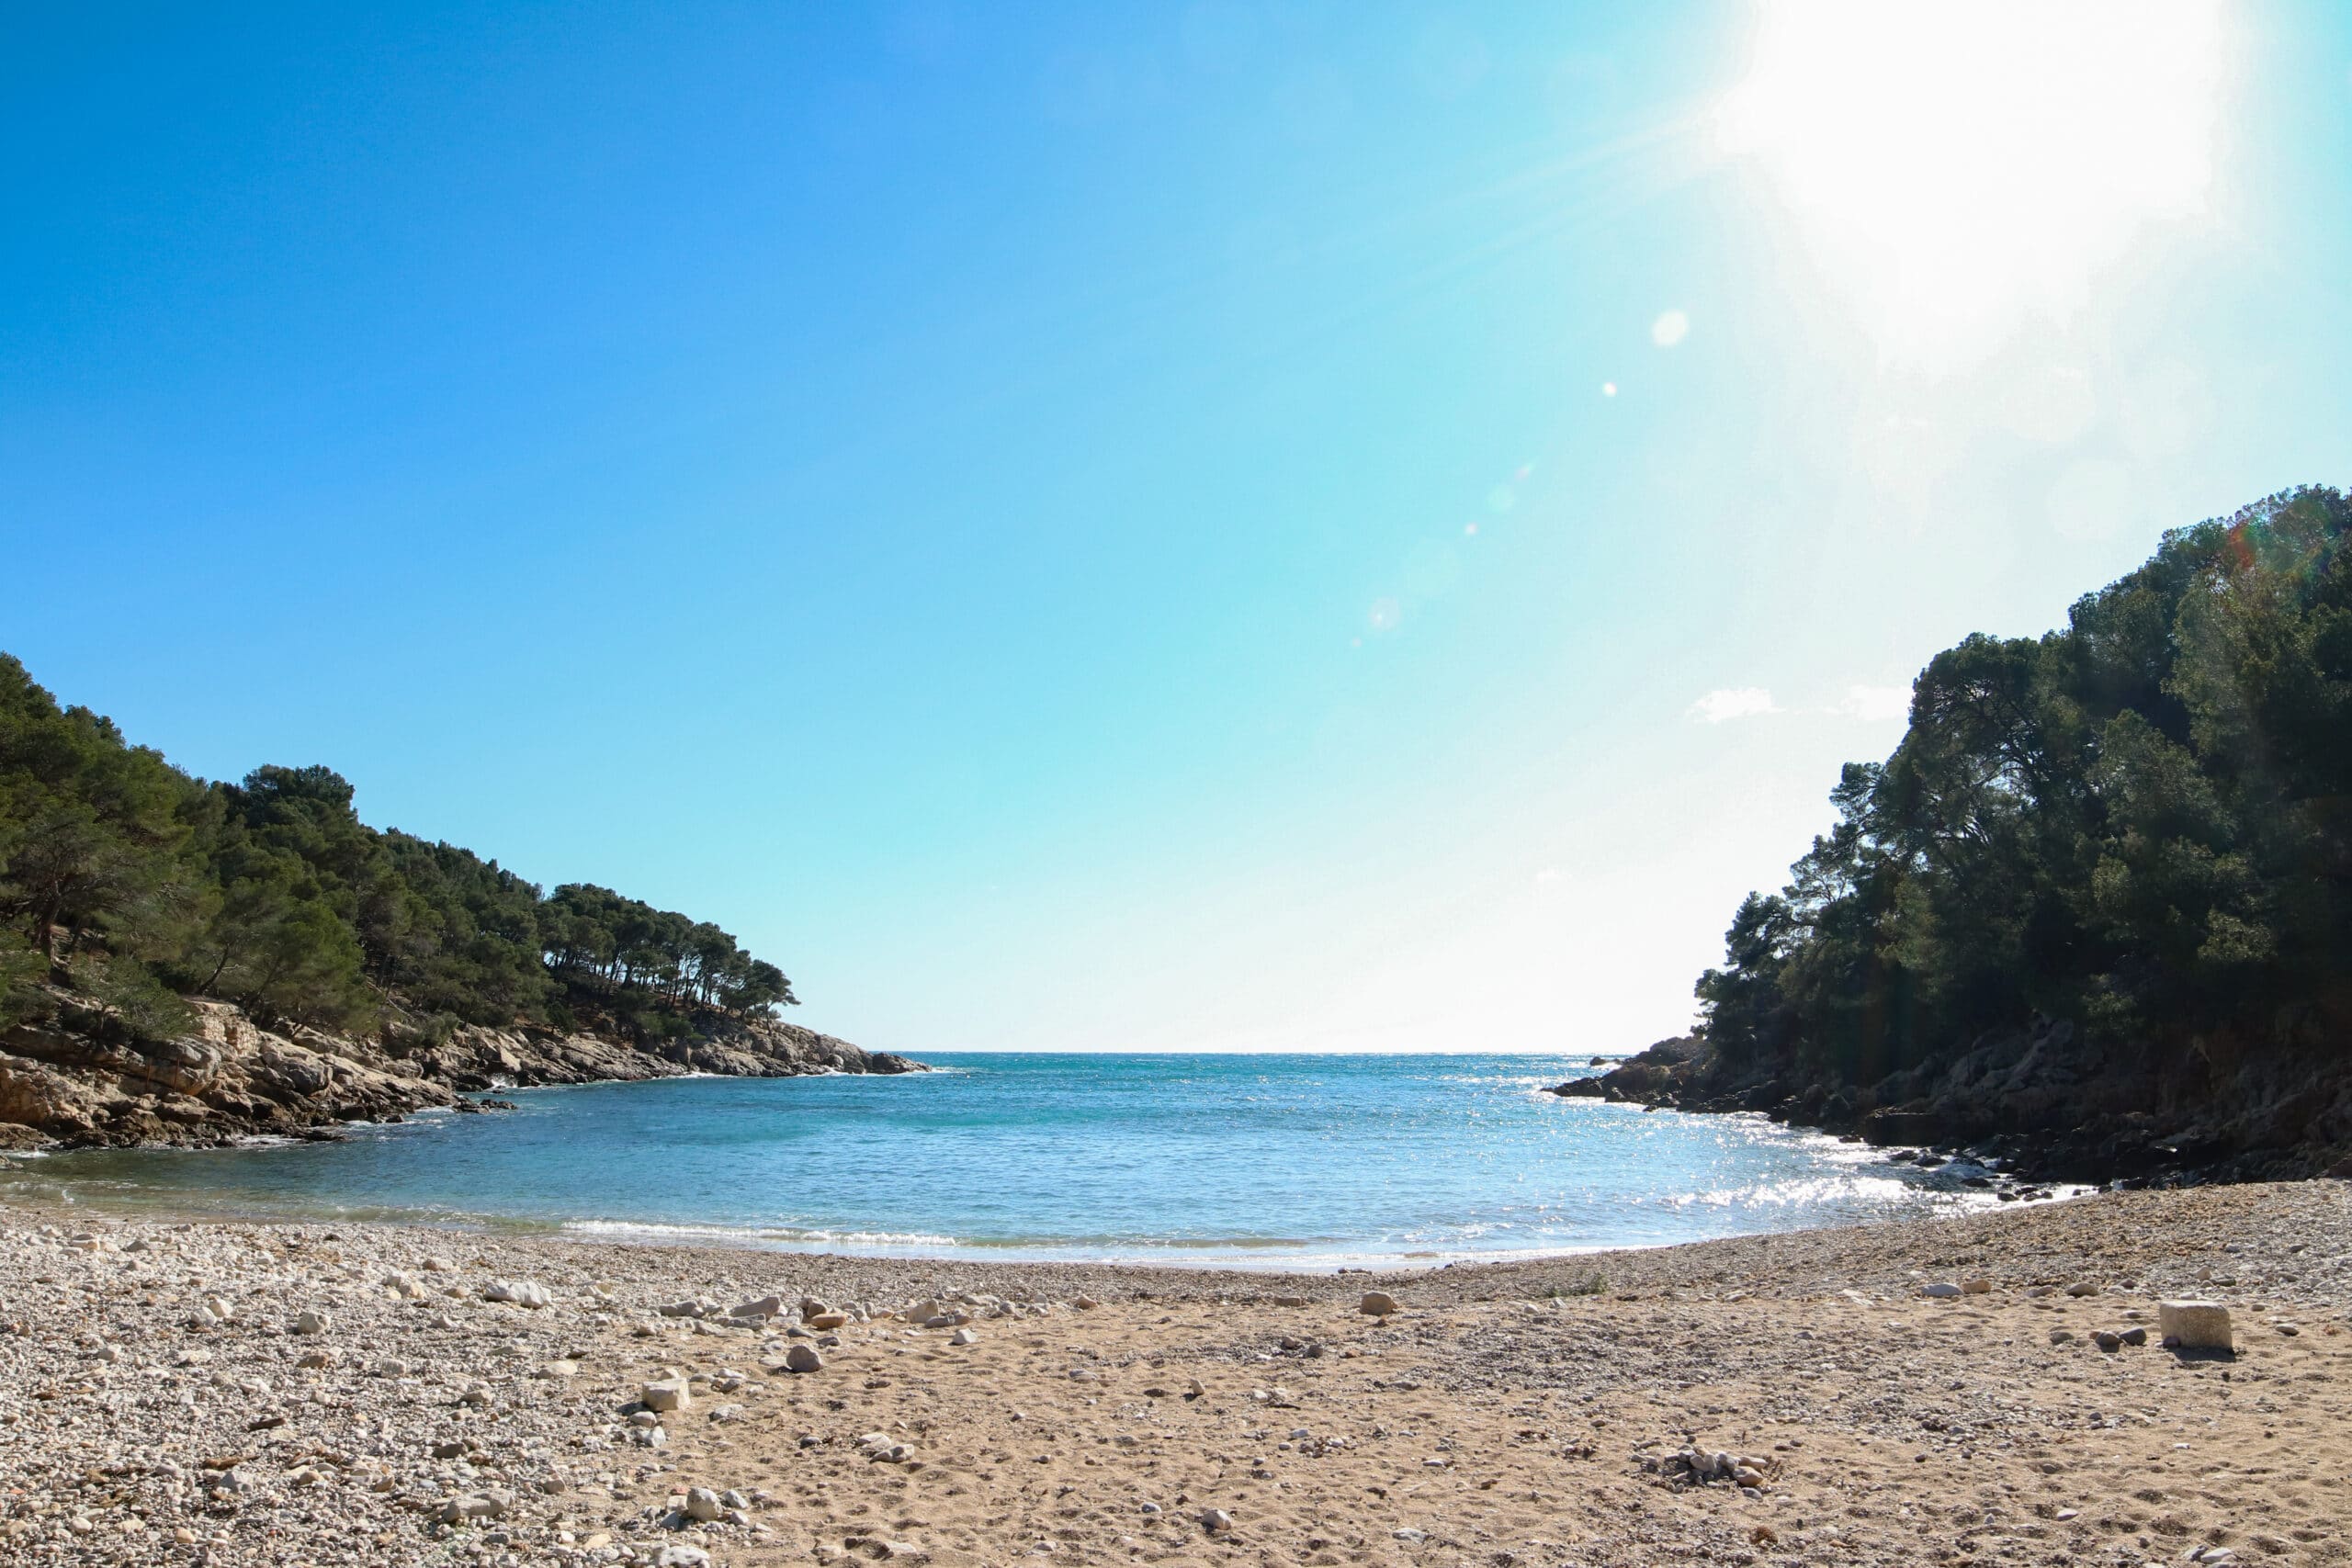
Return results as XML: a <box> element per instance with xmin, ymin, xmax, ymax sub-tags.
<box><xmin>482</xmin><ymin>1278</ymin><xmax>550</xmax><ymax>1309</ymax></box>
<box><xmin>2158</xmin><ymin>1301</ymin><xmax>2233</xmax><ymax>1351</ymax></box>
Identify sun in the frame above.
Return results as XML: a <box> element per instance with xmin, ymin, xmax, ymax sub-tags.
<box><xmin>1717</xmin><ymin>0</ymin><xmax>2230</xmax><ymax>364</ymax></box>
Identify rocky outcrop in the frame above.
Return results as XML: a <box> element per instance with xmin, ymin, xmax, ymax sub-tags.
<box><xmin>1549</xmin><ymin>1022</ymin><xmax>2352</xmax><ymax>1187</ymax></box>
<box><xmin>0</xmin><ymin>988</ymin><xmax>923</xmax><ymax>1150</ymax></box>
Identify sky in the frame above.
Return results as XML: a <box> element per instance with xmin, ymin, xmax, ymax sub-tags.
<box><xmin>5</xmin><ymin>2</ymin><xmax>2348</xmax><ymax>1055</ymax></box>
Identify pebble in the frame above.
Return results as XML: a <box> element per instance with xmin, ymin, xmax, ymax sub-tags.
<box><xmin>784</xmin><ymin>1342</ymin><xmax>824</xmax><ymax>1373</ymax></box>
<box><xmin>1361</xmin><ymin>1292</ymin><xmax>1400</xmax><ymax>1316</ymax></box>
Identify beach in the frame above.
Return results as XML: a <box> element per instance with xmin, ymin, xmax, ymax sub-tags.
<box><xmin>2</xmin><ymin>1180</ymin><xmax>2346</xmax><ymax>1568</ymax></box>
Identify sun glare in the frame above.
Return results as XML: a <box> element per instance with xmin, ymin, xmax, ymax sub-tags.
<box><xmin>1718</xmin><ymin>0</ymin><xmax>2229</xmax><ymax>363</ymax></box>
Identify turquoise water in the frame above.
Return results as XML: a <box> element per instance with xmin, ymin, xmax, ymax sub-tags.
<box><xmin>7</xmin><ymin>1053</ymin><xmax>2007</xmax><ymax>1267</ymax></box>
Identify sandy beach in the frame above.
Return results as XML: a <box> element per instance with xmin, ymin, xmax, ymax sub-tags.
<box><xmin>0</xmin><ymin>1180</ymin><xmax>2346</xmax><ymax>1568</ymax></box>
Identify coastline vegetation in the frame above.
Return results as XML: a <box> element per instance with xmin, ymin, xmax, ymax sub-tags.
<box><xmin>1695</xmin><ymin>485</ymin><xmax>2352</xmax><ymax>1110</ymax></box>
<box><xmin>0</xmin><ymin>661</ymin><xmax>794</xmax><ymax>1044</ymax></box>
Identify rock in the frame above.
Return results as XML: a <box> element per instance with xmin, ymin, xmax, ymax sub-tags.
<box><xmin>652</xmin><ymin>1546</ymin><xmax>710</xmax><ymax>1568</ymax></box>
<box><xmin>2064</xmin><ymin>1281</ymin><xmax>2100</xmax><ymax>1297</ymax></box>
<box><xmin>783</xmin><ymin>1343</ymin><xmax>823</xmax><ymax>1373</ymax></box>
<box><xmin>1360</xmin><ymin>1292</ymin><xmax>1399</xmax><ymax>1315</ymax></box>
<box><xmin>1961</xmin><ymin>1279</ymin><xmax>1993</xmax><ymax>1294</ymax></box>
<box><xmin>729</xmin><ymin>1294</ymin><xmax>783</xmax><ymax>1320</ymax></box>
<box><xmin>2120</xmin><ymin>1326</ymin><xmax>2149</xmax><ymax>1346</ymax></box>
<box><xmin>438</xmin><ymin>1494</ymin><xmax>507</xmax><ymax>1523</ymax></box>
<box><xmin>2158</xmin><ymin>1301</ymin><xmax>2233</xmax><ymax>1351</ymax></box>
<box><xmin>684</xmin><ymin>1486</ymin><xmax>724</xmax><ymax>1522</ymax></box>
<box><xmin>641</xmin><ymin>1378</ymin><xmax>692</xmax><ymax>1413</ymax></box>
<box><xmin>292</xmin><ymin>1309</ymin><xmax>331</xmax><ymax>1336</ymax></box>
<box><xmin>1921</xmin><ymin>1282</ymin><xmax>1962</xmax><ymax>1298</ymax></box>
<box><xmin>2093</xmin><ymin>1330</ymin><xmax>2122</xmax><ymax>1351</ymax></box>
<box><xmin>1075</xmin><ymin>1294</ymin><xmax>1102</xmax><ymax>1310</ymax></box>
<box><xmin>1271</xmin><ymin>1293</ymin><xmax>1307</xmax><ymax>1307</ymax></box>
<box><xmin>482</xmin><ymin>1279</ymin><xmax>551</xmax><ymax>1309</ymax></box>
<box><xmin>2049</xmin><ymin>1328</ymin><xmax>2075</xmax><ymax>1345</ymax></box>
<box><xmin>949</xmin><ymin>1327</ymin><xmax>978</xmax><ymax>1345</ymax></box>
<box><xmin>1200</xmin><ymin>1508</ymin><xmax>1234</xmax><ymax>1534</ymax></box>
<box><xmin>806</xmin><ymin>1311</ymin><xmax>849</xmax><ymax>1330</ymax></box>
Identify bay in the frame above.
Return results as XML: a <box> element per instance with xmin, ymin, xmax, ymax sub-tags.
<box><xmin>7</xmin><ymin>1052</ymin><xmax>2020</xmax><ymax>1266</ymax></box>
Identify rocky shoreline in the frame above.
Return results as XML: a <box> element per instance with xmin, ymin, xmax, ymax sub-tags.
<box><xmin>1550</xmin><ymin>1024</ymin><xmax>2352</xmax><ymax>1189</ymax></box>
<box><xmin>0</xmin><ymin>1179</ymin><xmax>2343</xmax><ymax>1566</ymax></box>
<box><xmin>0</xmin><ymin>988</ymin><xmax>924</xmax><ymax>1152</ymax></box>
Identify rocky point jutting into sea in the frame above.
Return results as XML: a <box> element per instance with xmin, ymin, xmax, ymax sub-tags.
<box><xmin>1555</xmin><ymin>1021</ymin><xmax>2352</xmax><ymax>1188</ymax></box>
<box><xmin>0</xmin><ymin>988</ymin><xmax>922</xmax><ymax>1151</ymax></box>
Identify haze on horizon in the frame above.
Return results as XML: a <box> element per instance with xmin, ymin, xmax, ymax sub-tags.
<box><xmin>6</xmin><ymin>2</ymin><xmax>2347</xmax><ymax>1055</ymax></box>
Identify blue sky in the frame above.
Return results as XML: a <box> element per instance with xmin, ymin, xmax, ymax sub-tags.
<box><xmin>6</xmin><ymin>3</ymin><xmax>2348</xmax><ymax>1053</ymax></box>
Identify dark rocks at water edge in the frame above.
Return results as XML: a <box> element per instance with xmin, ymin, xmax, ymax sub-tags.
<box><xmin>1547</xmin><ymin>1023</ymin><xmax>2352</xmax><ymax>1188</ymax></box>
<box><xmin>0</xmin><ymin>987</ymin><xmax>924</xmax><ymax>1151</ymax></box>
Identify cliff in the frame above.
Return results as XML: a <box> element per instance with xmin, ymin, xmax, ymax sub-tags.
<box><xmin>0</xmin><ymin>986</ymin><xmax>923</xmax><ymax>1150</ymax></box>
<box><xmin>1550</xmin><ymin>1026</ymin><xmax>2352</xmax><ymax>1186</ymax></box>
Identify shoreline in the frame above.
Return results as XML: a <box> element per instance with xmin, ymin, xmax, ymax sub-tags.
<box><xmin>1</xmin><ymin>1089</ymin><xmax>2098</xmax><ymax>1275</ymax></box>
<box><xmin>2</xmin><ymin>1180</ymin><xmax>2345</xmax><ymax>1565</ymax></box>
<box><xmin>0</xmin><ymin>1172</ymin><xmax>2098</xmax><ymax>1275</ymax></box>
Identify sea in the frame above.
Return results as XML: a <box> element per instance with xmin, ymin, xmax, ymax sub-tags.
<box><xmin>2</xmin><ymin>1052</ymin><xmax>2030</xmax><ymax>1268</ymax></box>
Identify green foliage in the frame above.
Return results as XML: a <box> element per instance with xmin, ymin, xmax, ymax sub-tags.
<box><xmin>0</xmin><ymin>653</ymin><xmax>797</xmax><ymax>1038</ymax></box>
<box><xmin>1697</xmin><ymin>486</ymin><xmax>2352</xmax><ymax>1090</ymax></box>
<box><xmin>542</xmin><ymin>883</ymin><xmax>796</xmax><ymax>1016</ymax></box>
<box><xmin>0</xmin><ymin>944</ymin><xmax>45</xmax><ymax>1030</ymax></box>
<box><xmin>68</xmin><ymin>953</ymin><xmax>196</xmax><ymax>1043</ymax></box>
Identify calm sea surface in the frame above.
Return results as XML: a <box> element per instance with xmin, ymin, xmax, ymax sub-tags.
<box><xmin>6</xmin><ymin>1053</ymin><xmax>2020</xmax><ymax>1267</ymax></box>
